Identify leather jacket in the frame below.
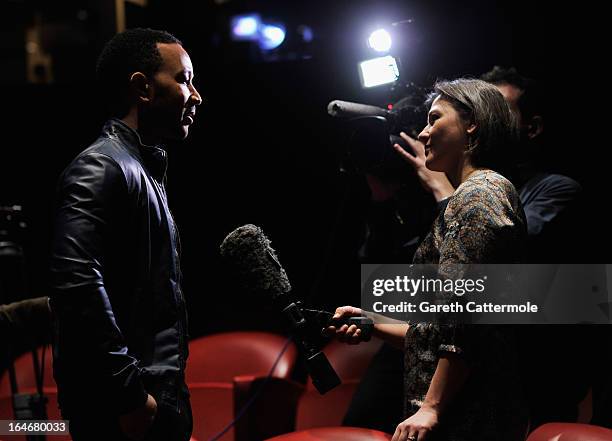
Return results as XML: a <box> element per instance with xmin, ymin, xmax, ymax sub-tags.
<box><xmin>50</xmin><ymin>119</ymin><xmax>189</xmax><ymax>415</ymax></box>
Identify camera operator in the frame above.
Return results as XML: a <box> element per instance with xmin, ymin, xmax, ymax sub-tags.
<box><xmin>480</xmin><ymin>67</ymin><xmax>608</xmax><ymax>429</ymax></box>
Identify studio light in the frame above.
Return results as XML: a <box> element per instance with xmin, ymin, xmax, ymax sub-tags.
<box><xmin>368</xmin><ymin>28</ymin><xmax>392</xmax><ymax>53</ymax></box>
<box><xmin>259</xmin><ymin>23</ymin><xmax>286</xmax><ymax>50</ymax></box>
<box><xmin>230</xmin><ymin>14</ymin><xmax>260</xmax><ymax>40</ymax></box>
<box><xmin>297</xmin><ymin>25</ymin><xmax>314</xmax><ymax>43</ymax></box>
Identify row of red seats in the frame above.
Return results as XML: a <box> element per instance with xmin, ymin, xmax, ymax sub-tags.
<box><xmin>0</xmin><ymin>333</ymin><xmax>385</xmax><ymax>440</ymax></box>
<box><xmin>1</xmin><ymin>332</ymin><xmax>611</xmax><ymax>440</ymax></box>
<box><xmin>185</xmin><ymin>331</ymin><xmax>384</xmax><ymax>440</ymax></box>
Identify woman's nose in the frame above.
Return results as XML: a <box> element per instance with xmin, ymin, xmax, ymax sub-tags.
<box><xmin>418</xmin><ymin>127</ymin><xmax>429</xmax><ymax>144</ymax></box>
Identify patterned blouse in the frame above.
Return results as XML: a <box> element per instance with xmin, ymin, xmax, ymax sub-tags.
<box><xmin>406</xmin><ymin>170</ymin><xmax>528</xmax><ymax>441</ymax></box>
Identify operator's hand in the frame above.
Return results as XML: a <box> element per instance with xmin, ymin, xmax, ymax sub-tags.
<box><xmin>393</xmin><ymin>132</ymin><xmax>454</xmax><ymax>202</ymax></box>
<box><xmin>118</xmin><ymin>393</ymin><xmax>157</xmax><ymax>440</ymax></box>
<box><xmin>323</xmin><ymin>306</ymin><xmax>365</xmax><ymax>345</ymax></box>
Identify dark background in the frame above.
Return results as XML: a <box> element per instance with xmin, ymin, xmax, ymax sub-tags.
<box><xmin>0</xmin><ymin>0</ymin><xmax>605</xmax><ymax>338</ymax></box>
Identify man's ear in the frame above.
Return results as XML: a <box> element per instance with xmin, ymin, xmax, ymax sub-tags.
<box><xmin>128</xmin><ymin>72</ymin><xmax>151</xmax><ymax>104</ymax></box>
<box><xmin>526</xmin><ymin>115</ymin><xmax>544</xmax><ymax>140</ymax></box>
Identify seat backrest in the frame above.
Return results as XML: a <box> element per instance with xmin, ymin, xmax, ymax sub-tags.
<box><xmin>185</xmin><ymin>331</ymin><xmax>297</xmax><ymax>383</ymax></box>
<box><xmin>527</xmin><ymin>423</ymin><xmax>612</xmax><ymax>441</ymax></box>
<box><xmin>186</xmin><ymin>332</ymin><xmax>298</xmax><ymax>441</ymax></box>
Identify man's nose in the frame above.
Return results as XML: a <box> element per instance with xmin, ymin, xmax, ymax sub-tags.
<box><xmin>190</xmin><ymin>85</ymin><xmax>203</xmax><ymax>106</ymax></box>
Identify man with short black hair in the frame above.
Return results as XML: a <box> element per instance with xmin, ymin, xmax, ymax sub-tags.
<box><xmin>481</xmin><ymin>66</ymin><xmax>582</xmax><ymax>260</ymax></box>
<box><xmin>50</xmin><ymin>28</ymin><xmax>202</xmax><ymax>441</ymax></box>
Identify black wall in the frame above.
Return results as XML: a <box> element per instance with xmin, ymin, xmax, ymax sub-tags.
<box><xmin>1</xmin><ymin>0</ymin><xmax>605</xmax><ymax>338</ymax></box>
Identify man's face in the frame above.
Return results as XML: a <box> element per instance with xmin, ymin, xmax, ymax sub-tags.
<box><xmin>144</xmin><ymin>43</ymin><xmax>202</xmax><ymax>142</ymax></box>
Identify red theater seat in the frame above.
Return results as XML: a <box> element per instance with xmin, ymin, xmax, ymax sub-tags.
<box><xmin>186</xmin><ymin>332</ymin><xmax>298</xmax><ymax>441</ymax></box>
<box><xmin>527</xmin><ymin>423</ymin><xmax>612</xmax><ymax>441</ymax></box>
<box><xmin>0</xmin><ymin>346</ymin><xmax>68</xmax><ymax>441</ymax></box>
<box><xmin>264</xmin><ymin>426</ymin><xmax>392</xmax><ymax>440</ymax></box>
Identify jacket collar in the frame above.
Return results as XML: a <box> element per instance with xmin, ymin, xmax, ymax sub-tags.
<box><xmin>103</xmin><ymin>118</ymin><xmax>168</xmax><ymax>182</ymax></box>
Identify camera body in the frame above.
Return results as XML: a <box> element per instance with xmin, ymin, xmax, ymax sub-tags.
<box><xmin>329</xmin><ymin>84</ymin><xmax>430</xmax><ymax>179</ymax></box>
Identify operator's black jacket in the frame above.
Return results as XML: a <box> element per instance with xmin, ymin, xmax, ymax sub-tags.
<box><xmin>50</xmin><ymin>119</ymin><xmax>189</xmax><ymax>416</ymax></box>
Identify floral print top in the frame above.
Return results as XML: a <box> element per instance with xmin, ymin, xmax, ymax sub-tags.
<box><xmin>406</xmin><ymin>169</ymin><xmax>529</xmax><ymax>441</ymax></box>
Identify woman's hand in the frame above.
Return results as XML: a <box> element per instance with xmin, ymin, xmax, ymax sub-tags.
<box><xmin>323</xmin><ymin>306</ymin><xmax>365</xmax><ymax>345</ymax></box>
<box><xmin>392</xmin><ymin>405</ymin><xmax>439</xmax><ymax>441</ymax></box>
<box><xmin>393</xmin><ymin>132</ymin><xmax>454</xmax><ymax>202</ymax></box>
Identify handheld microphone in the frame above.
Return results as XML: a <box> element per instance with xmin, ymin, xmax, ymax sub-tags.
<box><xmin>220</xmin><ymin>224</ymin><xmax>373</xmax><ymax>394</ymax></box>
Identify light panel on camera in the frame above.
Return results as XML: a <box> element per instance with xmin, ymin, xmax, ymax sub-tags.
<box><xmin>358</xmin><ymin>55</ymin><xmax>399</xmax><ymax>88</ymax></box>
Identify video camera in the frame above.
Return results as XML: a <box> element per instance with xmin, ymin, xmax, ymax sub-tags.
<box><xmin>327</xmin><ymin>83</ymin><xmax>430</xmax><ymax>179</ymax></box>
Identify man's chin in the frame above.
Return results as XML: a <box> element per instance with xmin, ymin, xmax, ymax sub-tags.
<box><xmin>163</xmin><ymin>126</ymin><xmax>190</xmax><ymax>142</ymax></box>
<box><xmin>178</xmin><ymin>126</ymin><xmax>189</xmax><ymax>139</ymax></box>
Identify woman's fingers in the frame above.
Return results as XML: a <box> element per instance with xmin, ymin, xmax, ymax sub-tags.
<box><xmin>333</xmin><ymin>305</ymin><xmax>361</xmax><ymax>319</ymax></box>
<box><xmin>392</xmin><ymin>420</ymin><xmax>431</xmax><ymax>441</ymax></box>
<box><xmin>324</xmin><ymin>306</ymin><xmax>365</xmax><ymax>343</ymax></box>
<box><xmin>399</xmin><ymin>132</ymin><xmax>426</xmax><ymax>158</ymax></box>
<box><xmin>393</xmin><ymin>143</ymin><xmax>418</xmax><ymax>167</ymax></box>
<box><xmin>392</xmin><ymin>426</ymin><xmax>418</xmax><ymax>441</ymax></box>
<box><xmin>391</xmin><ymin>424</ymin><xmax>402</xmax><ymax>441</ymax></box>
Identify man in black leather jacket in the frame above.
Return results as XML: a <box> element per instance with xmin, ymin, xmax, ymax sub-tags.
<box><xmin>49</xmin><ymin>28</ymin><xmax>202</xmax><ymax>441</ymax></box>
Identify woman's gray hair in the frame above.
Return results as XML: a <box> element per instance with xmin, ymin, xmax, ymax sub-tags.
<box><xmin>428</xmin><ymin>78</ymin><xmax>520</xmax><ymax>172</ymax></box>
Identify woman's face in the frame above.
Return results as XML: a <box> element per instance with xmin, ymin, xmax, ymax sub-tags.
<box><xmin>418</xmin><ymin>96</ymin><xmax>472</xmax><ymax>173</ymax></box>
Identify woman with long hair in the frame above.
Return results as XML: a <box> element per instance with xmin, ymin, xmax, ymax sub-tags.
<box><xmin>329</xmin><ymin>78</ymin><xmax>528</xmax><ymax>441</ymax></box>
